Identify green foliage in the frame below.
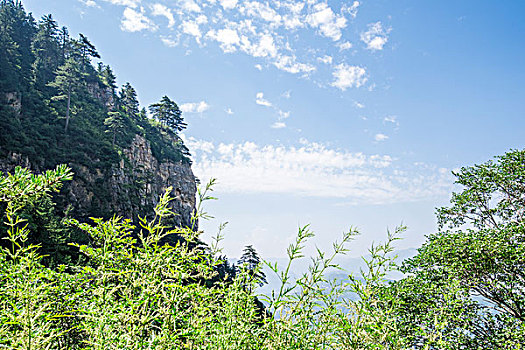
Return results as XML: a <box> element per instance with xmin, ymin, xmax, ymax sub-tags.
<box><xmin>2</xmin><ymin>2</ymin><xmax>525</xmax><ymax>348</ymax></box>
<box><xmin>104</xmin><ymin>110</ymin><xmax>125</xmax><ymax>145</ymax></box>
<box><xmin>2</xmin><ymin>150</ymin><xmax>525</xmax><ymax>348</ymax></box>
<box><xmin>149</xmin><ymin>95</ymin><xmax>186</xmax><ymax>133</ymax></box>
<box><xmin>393</xmin><ymin>149</ymin><xmax>525</xmax><ymax>348</ymax></box>
<box><xmin>0</xmin><ymin>0</ymin><xmax>191</xmax><ymax>229</ymax></box>
<box><xmin>238</xmin><ymin>245</ymin><xmax>267</xmax><ymax>290</ymax></box>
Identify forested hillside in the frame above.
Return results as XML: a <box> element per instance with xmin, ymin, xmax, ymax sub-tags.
<box><xmin>1</xmin><ymin>1</ymin><xmax>525</xmax><ymax>349</ymax></box>
<box><xmin>0</xmin><ymin>0</ymin><xmax>195</xmax><ymax>224</ymax></box>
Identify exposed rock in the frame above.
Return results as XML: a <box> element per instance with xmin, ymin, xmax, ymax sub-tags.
<box><xmin>87</xmin><ymin>82</ymin><xmax>115</xmax><ymax>110</ymax></box>
<box><xmin>0</xmin><ymin>134</ymin><xmax>197</xmax><ymax>229</ymax></box>
<box><xmin>2</xmin><ymin>92</ymin><xmax>22</xmax><ymax>114</ymax></box>
<box><xmin>109</xmin><ymin>134</ymin><xmax>197</xmax><ymax>228</ymax></box>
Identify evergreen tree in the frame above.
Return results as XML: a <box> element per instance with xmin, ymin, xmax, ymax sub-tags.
<box><xmin>0</xmin><ymin>0</ymin><xmax>36</xmax><ymax>92</ymax></box>
<box><xmin>47</xmin><ymin>57</ymin><xmax>84</xmax><ymax>132</ymax></box>
<box><xmin>149</xmin><ymin>95</ymin><xmax>186</xmax><ymax>133</ymax></box>
<box><xmin>32</xmin><ymin>14</ymin><xmax>60</xmax><ymax>92</ymax></box>
<box><xmin>119</xmin><ymin>82</ymin><xmax>140</xmax><ymax>119</ymax></box>
<box><xmin>70</xmin><ymin>33</ymin><xmax>99</xmax><ymax>72</ymax></box>
<box><xmin>104</xmin><ymin>110</ymin><xmax>125</xmax><ymax>145</ymax></box>
<box><xmin>238</xmin><ymin>245</ymin><xmax>267</xmax><ymax>288</ymax></box>
<box><xmin>97</xmin><ymin>63</ymin><xmax>117</xmax><ymax>95</ymax></box>
<box><xmin>58</xmin><ymin>26</ymin><xmax>69</xmax><ymax>61</ymax></box>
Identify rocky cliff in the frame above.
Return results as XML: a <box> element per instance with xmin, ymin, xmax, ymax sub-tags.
<box><xmin>0</xmin><ymin>134</ymin><xmax>197</xmax><ymax>228</ymax></box>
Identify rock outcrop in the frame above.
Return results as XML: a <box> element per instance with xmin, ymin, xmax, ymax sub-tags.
<box><xmin>110</xmin><ymin>134</ymin><xmax>197</xmax><ymax>228</ymax></box>
<box><xmin>0</xmin><ymin>134</ymin><xmax>197</xmax><ymax>228</ymax></box>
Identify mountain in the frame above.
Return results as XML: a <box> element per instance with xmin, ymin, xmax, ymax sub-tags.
<box><xmin>0</xmin><ymin>0</ymin><xmax>197</xmax><ymax>228</ymax></box>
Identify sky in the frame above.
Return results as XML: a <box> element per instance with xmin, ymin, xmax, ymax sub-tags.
<box><xmin>20</xmin><ymin>0</ymin><xmax>525</xmax><ymax>262</ymax></box>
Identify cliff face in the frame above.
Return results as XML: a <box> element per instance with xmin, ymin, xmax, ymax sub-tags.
<box><xmin>0</xmin><ymin>134</ymin><xmax>197</xmax><ymax>228</ymax></box>
<box><xmin>110</xmin><ymin>134</ymin><xmax>197</xmax><ymax>228</ymax></box>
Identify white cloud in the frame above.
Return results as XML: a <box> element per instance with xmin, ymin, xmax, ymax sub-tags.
<box><xmin>151</xmin><ymin>3</ymin><xmax>175</xmax><ymax>28</ymax></box>
<box><xmin>79</xmin><ymin>0</ymin><xmax>98</xmax><ymax>7</ymax></box>
<box><xmin>196</xmin><ymin>15</ymin><xmax>208</xmax><ymax>24</ymax></box>
<box><xmin>102</xmin><ymin>0</ymin><xmax>140</xmax><ymax>8</ymax></box>
<box><xmin>271</xmin><ymin>121</ymin><xmax>286</xmax><ymax>129</ymax></box>
<box><xmin>374</xmin><ymin>133</ymin><xmax>389</xmax><ymax>142</ymax></box>
<box><xmin>181</xmin><ymin>0</ymin><xmax>201</xmax><ymax>13</ymax></box>
<box><xmin>343</xmin><ymin>1</ymin><xmax>360</xmax><ymax>19</ymax></box>
<box><xmin>306</xmin><ymin>2</ymin><xmax>347</xmax><ymax>41</ymax></box>
<box><xmin>220</xmin><ymin>0</ymin><xmax>238</xmax><ymax>10</ymax></box>
<box><xmin>256</xmin><ymin>92</ymin><xmax>272</xmax><ymax>107</ymax></box>
<box><xmin>331</xmin><ymin>64</ymin><xmax>367</xmax><ymax>90</ymax></box>
<box><xmin>225</xmin><ymin>108</ymin><xmax>234</xmax><ymax>115</ymax></box>
<box><xmin>102</xmin><ymin>0</ymin><xmax>389</xmax><ymax>87</ymax></box>
<box><xmin>121</xmin><ymin>7</ymin><xmax>157</xmax><ymax>32</ymax></box>
<box><xmin>182</xmin><ymin>20</ymin><xmax>203</xmax><ymax>42</ymax></box>
<box><xmin>273</xmin><ymin>55</ymin><xmax>316</xmax><ymax>74</ymax></box>
<box><xmin>241</xmin><ymin>33</ymin><xmax>278</xmax><ymax>58</ymax></box>
<box><xmin>180</xmin><ymin>101</ymin><xmax>210</xmax><ymax>113</ymax></box>
<box><xmin>353</xmin><ymin>101</ymin><xmax>365</xmax><ymax>109</ymax></box>
<box><xmin>206</xmin><ymin>28</ymin><xmax>240</xmax><ymax>52</ymax></box>
<box><xmin>384</xmin><ymin>115</ymin><xmax>398</xmax><ymax>125</ymax></box>
<box><xmin>160</xmin><ymin>36</ymin><xmax>178</xmax><ymax>47</ymax></box>
<box><xmin>338</xmin><ymin>41</ymin><xmax>352</xmax><ymax>50</ymax></box>
<box><xmin>241</xmin><ymin>1</ymin><xmax>282</xmax><ymax>27</ymax></box>
<box><xmin>186</xmin><ymin>138</ymin><xmax>453</xmax><ymax>203</ymax></box>
<box><xmin>278</xmin><ymin>110</ymin><xmax>290</xmax><ymax>119</ymax></box>
<box><xmin>281</xmin><ymin>90</ymin><xmax>291</xmax><ymax>99</ymax></box>
<box><xmin>317</xmin><ymin>55</ymin><xmax>333</xmax><ymax>64</ymax></box>
<box><xmin>361</xmin><ymin>21</ymin><xmax>390</xmax><ymax>51</ymax></box>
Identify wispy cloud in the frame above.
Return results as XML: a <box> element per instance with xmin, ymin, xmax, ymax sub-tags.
<box><xmin>306</xmin><ymin>2</ymin><xmax>347</xmax><ymax>41</ymax></box>
<box><xmin>271</xmin><ymin>121</ymin><xmax>286</xmax><ymax>129</ymax></box>
<box><xmin>343</xmin><ymin>1</ymin><xmax>360</xmax><ymax>19</ymax></box>
<box><xmin>99</xmin><ymin>0</ymin><xmax>392</xmax><ymax>88</ymax></box>
<box><xmin>374</xmin><ymin>133</ymin><xmax>389</xmax><ymax>141</ymax></box>
<box><xmin>317</xmin><ymin>55</ymin><xmax>333</xmax><ymax>64</ymax></box>
<box><xmin>384</xmin><ymin>115</ymin><xmax>399</xmax><ymax>126</ymax></box>
<box><xmin>160</xmin><ymin>35</ymin><xmax>178</xmax><ymax>47</ymax></box>
<box><xmin>206</xmin><ymin>28</ymin><xmax>240</xmax><ymax>52</ymax></box>
<box><xmin>255</xmin><ymin>92</ymin><xmax>272</xmax><ymax>107</ymax></box>
<box><xmin>331</xmin><ymin>64</ymin><xmax>367</xmax><ymax>90</ymax></box>
<box><xmin>151</xmin><ymin>3</ymin><xmax>175</xmax><ymax>28</ymax></box>
<box><xmin>337</xmin><ymin>41</ymin><xmax>353</xmax><ymax>50</ymax></box>
<box><xmin>180</xmin><ymin>101</ymin><xmax>210</xmax><ymax>113</ymax></box>
<box><xmin>220</xmin><ymin>0</ymin><xmax>238</xmax><ymax>11</ymax></box>
<box><xmin>184</xmin><ymin>137</ymin><xmax>453</xmax><ymax>204</ymax></box>
<box><xmin>354</xmin><ymin>101</ymin><xmax>365</xmax><ymax>109</ymax></box>
<box><xmin>79</xmin><ymin>0</ymin><xmax>99</xmax><ymax>7</ymax></box>
<box><xmin>102</xmin><ymin>0</ymin><xmax>141</xmax><ymax>8</ymax></box>
<box><xmin>361</xmin><ymin>21</ymin><xmax>390</xmax><ymax>51</ymax></box>
<box><xmin>121</xmin><ymin>7</ymin><xmax>157</xmax><ymax>32</ymax></box>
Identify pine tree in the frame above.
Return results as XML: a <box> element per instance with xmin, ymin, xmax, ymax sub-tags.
<box><xmin>0</xmin><ymin>0</ymin><xmax>36</xmax><ymax>92</ymax></box>
<box><xmin>32</xmin><ymin>14</ymin><xmax>60</xmax><ymax>91</ymax></box>
<box><xmin>58</xmin><ymin>26</ymin><xmax>69</xmax><ymax>61</ymax></box>
<box><xmin>238</xmin><ymin>245</ymin><xmax>267</xmax><ymax>288</ymax></box>
<box><xmin>149</xmin><ymin>95</ymin><xmax>186</xmax><ymax>133</ymax></box>
<box><xmin>47</xmin><ymin>57</ymin><xmax>84</xmax><ymax>132</ymax></box>
<box><xmin>119</xmin><ymin>82</ymin><xmax>139</xmax><ymax>119</ymax></box>
<box><xmin>104</xmin><ymin>110</ymin><xmax>125</xmax><ymax>145</ymax></box>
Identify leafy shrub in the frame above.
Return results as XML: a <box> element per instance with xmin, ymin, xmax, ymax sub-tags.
<box><xmin>2</xmin><ymin>153</ymin><xmax>525</xmax><ymax>349</ymax></box>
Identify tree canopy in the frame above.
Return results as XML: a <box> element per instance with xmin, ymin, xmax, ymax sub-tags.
<box><xmin>149</xmin><ymin>95</ymin><xmax>187</xmax><ymax>133</ymax></box>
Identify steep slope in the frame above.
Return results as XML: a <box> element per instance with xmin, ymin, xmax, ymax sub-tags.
<box><xmin>0</xmin><ymin>0</ymin><xmax>197</xmax><ymax>227</ymax></box>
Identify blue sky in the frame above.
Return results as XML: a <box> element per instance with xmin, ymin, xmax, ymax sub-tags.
<box><xmin>21</xmin><ymin>0</ymin><xmax>525</xmax><ymax>260</ymax></box>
